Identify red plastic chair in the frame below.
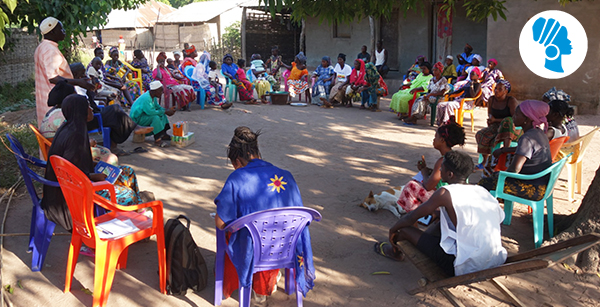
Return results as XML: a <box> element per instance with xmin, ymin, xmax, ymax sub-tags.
<box><xmin>549</xmin><ymin>136</ymin><xmax>569</xmax><ymax>163</ymax></box>
<box><xmin>405</xmin><ymin>89</ymin><xmax>425</xmax><ymax>117</ymax></box>
<box><xmin>49</xmin><ymin>155</ymin><xmax>166</xmax><ymax>307</ymax></box>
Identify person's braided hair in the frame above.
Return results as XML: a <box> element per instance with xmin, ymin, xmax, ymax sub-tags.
<box><xmin>437</xmin><ymin>121</ymin><xmax>466</xmax><ymax>148</ymax></box>
<box><xmin>443</xmin><ymin>150</ymin><xmax>473</xmax><ymax>181</ymax></box>
<box><xmin>548</xmin><ymin>99</ymin><xmax>574</xmax><ymax>119</ymax></box>
<box><xmin>227</xmin><ymin>126</ymin><xmax>262</xmax><ymax>163</ymax></box>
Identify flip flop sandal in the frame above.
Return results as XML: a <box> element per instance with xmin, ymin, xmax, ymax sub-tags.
<box><xmin>113</xmin><ymin>148</ymin><xmax>130</xmax><ymax>156</ymax></box>
<box><xmin>403</xmin><ymin>122</ymin><xmax>416</xmax><ymax>126</ymax></box>
<box><xmin>132</xmin><ymin>146</ymin><xmax>148</xmax><ymax>153</ymax></box>
<box><xmin>373</xmin><ymin>241</ymin><xmax>404</xmax><ymax>261</ymax></box>
<box><xmin>155</xmin><ymin>141</ymin><xmax>170</xmax><ymax>148</ymax></box>
<box><xmin>161</xmin><ymin>134</ymin><xmax>172</xmax><ymax>141</ymax></box>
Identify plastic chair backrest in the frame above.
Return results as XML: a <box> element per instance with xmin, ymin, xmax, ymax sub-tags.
<box><xmin>561</xmin><ymin>127</ymin><xmax>599</xmax><ymax>164</ymax></box>
<box><xmin>184</xmin><ymin>65</ymin><xmax>195</xmax><ymax>81</ymax></box>
<box><xmin>29</xmin><ymin>124</ymin><xmax>52</xmax><ymax>160</ymax></box>
<box><xmin>549</xmin><ymin>136</ymin><xmax>569</xmax><ymax>162</ymax></box>
<box><xmin>223</xmin><ymin>207</ymin><xmax>322</xmax><ymax>273</ymax></box>
<box><xmin>49</xmin><ymin>155</ymin><xmax>99</xmax><ymax>241</ymax></box>
<box><xmin>123</xmin><ymin>61</ymin><xmax>143</xmax><ymax>90</ymax></box>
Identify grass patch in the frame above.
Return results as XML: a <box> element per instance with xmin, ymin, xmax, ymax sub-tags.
<box><xmin>0</xmin><ymin>122</ymin><xmax>39</xmax><ymax>191</ymax></box>
<box><xmin>0</xmin><ymin>79</ymin><xmax>35</xmax><ymax>114</ymax></box>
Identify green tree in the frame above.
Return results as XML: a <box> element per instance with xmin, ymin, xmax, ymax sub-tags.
<box><xmin>169</xmin><ymin>0</ymin><xmax>210</xmax><ymax>9</ymax></box>
<box><xmin>0</xmin><ymin>0</ymin><xmax>147</xmax><ymax>51</ymax></box>
<box><xmin>155</xmin><ymin>0</ymin><xmax>171</xmax><ymax>6</ymax></box>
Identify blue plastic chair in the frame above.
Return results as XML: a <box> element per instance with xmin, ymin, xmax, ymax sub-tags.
<box><xmin>88</xmin><ymin>112</ymin><xmax>111</xmax><ymax>150</ymax></box>
<box><xmin>183</xmin><ymin>65</ymin><xmax>206</xmax><ymax>109</ymax></box>
<box><xmin>6</xmin><ymin>133</ymin><xmax>59</xmax><ymax>272</ymax></box>
<box><xmin>221</xmin><ymin>69</ymin><xmax>239</xmax><ymax>102</ymax></box>
<box><xmin>490</xmin><ymin>154</ymin><xmax>571</xmax><ymax>248</ymax></box>
<box><xmin>214</xmin><ymin>207</ymin><xmax>322</xmax><ymax>307</ymax></box>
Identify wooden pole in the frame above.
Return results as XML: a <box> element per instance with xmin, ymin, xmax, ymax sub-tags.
<box><xmin>299</xmin><ymin>19</ymin><xmax>305</xmax><ymax>53</ymax></box>
<box><xmin>241</xmin><ymin>7</ymin><xmax>247</xmax><ymax>61</ymax></box>
<box><xmin>369</xmin><ymin>16</ymin><xmax>375</xmax><ymax>64</ymax></box>
<box><xmin>152</xmin><ymin>8</ymin><xmax>161</xmax><ymax>67</ymax></box>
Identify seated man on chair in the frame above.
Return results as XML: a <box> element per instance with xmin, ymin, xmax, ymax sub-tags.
<box><xmin>381</xmin><ymin>151</ymin><xmax>507</xmax><ymax>276</ymax></box>
<box><xmin>130</xmin><ymin>81</ymin><xmax>175</xmax><ymax>147</ymax></box>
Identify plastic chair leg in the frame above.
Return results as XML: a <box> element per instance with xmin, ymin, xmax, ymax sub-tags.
<box><xmin>532</xmin><ymin>203</ymin><xmax>544</xmax><ymax>248</ymax></box>
<box><xmin>429</xmin><ymin>103</ymin><xmax>437</xmax><ymax>126</ymax></box>
<box><xmin>117</xmin><ymin>246</ymin><xmax>128</xmax><ymax>270</ymax></box>
<box><xmin>102</xmin><ymin>127</ymin><xmax>111</xmax><ymax>150</ymax></box>
<box><xmin>502</xmin><ymin>200</ymin><xmax>514</xmax><ymax>225</ymax></box>
<box><xmin>64</xmin><ymin>235</ymin><xmax>83</xmax><ymax>292</ymax></box>
<box><xmin>31</xmin><ymin>206</ymin><xmax>56</xmax><ymax>272</ymax></box>
<box><xmin>546</xmin><ymin>195</ymin><xmax>554</xmax><ymax>238</ymax></box>
<box><xmin>296</xmin><ymin>287</ymin><xmax>303</xmax><ymax>307</ymax></box>
<box><xmin>197</xmin><ymin>88</ymin><xmax>206</xmax><ymax>109</ymax></box>
<box><xmin>155</xmin><ymin>229</ymin><xmax>167</xmax><ymax>294</ymax></box>
<box><xmin>239</xmin><ymin>285</ymin><xmax>252</xmax><ymax>307</ymax></box>
<box><xmin>285</xmin><ymin>268</ymin><xmax>295</xmax><ymax>295</ymax></box>
<box><xmin>214</xmin><ymin>231</ymin><xmax>226</xmax><ymax>306</ymax></box>
<box><xmin>576</xmin><ymin>161</ymin><xmax>583</xmax><ymax>194</ymax></box>
<box><xmin>470</xmin><ymin>112</ymin><xmax>475</xmax><ymax>132</ymax></box>
<box><xmin>28</xmin><ymin>204</ymin><xmax>37</xmax><ymax>253</ymax></box>
<box><xmin>95</xmin><ymin>243</ymin><xmax>119</xmax><ymax>307</ymax></box>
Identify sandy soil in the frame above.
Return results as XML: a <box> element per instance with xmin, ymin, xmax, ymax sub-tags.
<box><xmin>1</xmin><ymin>98</ymin><xmax>600</xmax><ymax>307</ymax></box>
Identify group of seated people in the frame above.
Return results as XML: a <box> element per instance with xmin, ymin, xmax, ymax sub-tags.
<box><xmin>373</xmin><ymin>86</ymin><xmax>579</xmax><ymax>277</ymax></box>
<box><xmin>391</xmin><ymin>43</ymin><xmax>505</xmax><ymax>126</ymax></box>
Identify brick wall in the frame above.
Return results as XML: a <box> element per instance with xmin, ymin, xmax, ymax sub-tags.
<box><xmin>0</xmin><ymin>30</ymin><xmax>38</xmax><ymax>86</ymax></box>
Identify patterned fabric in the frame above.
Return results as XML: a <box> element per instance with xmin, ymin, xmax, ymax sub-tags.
<box><xmin>34</xmin><ymin>39</ymin><xmax>73</xmax><ymax>128</ymax></box>
<box><xmin>152</xmin><ymin>66</ymin><xmax>196</xmax><ymax>109</ymax></box>
<box><xmin>288</xmin><ymin>80</ymin><xmax>309</xmax><ymax>97</ymax></box>
<box><xmin>390</xmin><ymin>73</ymin><xmax>433</xmax><ymax>113</ymax></box>
<box><xmin>96</xmin><ymin>165</ymin><xmax>142</xmax><ymax>206</ymax></box>
<box><xmin>40</xmin><ymin>108</ymin><xmax>65</xmax><ymax>139</ymax></box>
<box><xmin>289</xmin><ymin>62</ymin><xmax>308</xmax><ymax>81</ymax></box>
<box><xmin>233</xmin><ymin>68</ymin><xmax>254</xmax><ymax>101</ymax></box>
<box><xmin>207</xmin><ymin>82</ymin><xmax>227</xmax><ymax>105</ymax></box>
<box><xmin>436</xmin><ymin>81</ymin><xmax>481</xmax><ymax>125</ymax></box>
<box><xmin>311</xmin><ymin>64</ymin><xmax>335</xmax><ymax>100</ymax></box>
<box><xmin>478</xmin><ymin>176</ymin><xmax>547</xmax><ymax>201</ymax></box>
<box><xmin>364</xmin><ymin>63</ymin><xmax>380</xmax><ymax>90</ymax></box>
<box><xmin>397</xmin><ymin>180</ymin><xmax>435</xmax><ymax>212</ymax></box>
<box><xmin>543</xmin><ymin>87</ymin><xmax>571</xmax><ymax>102</ymax></box>
<box><xmin>411</xmin><ymin>76</ymin><xmax>449</xmax><ymax>119</ymax></box>
<box><xmin>130</xmin><ymin>57</ymin><xmax>154</xmax><ymax>90</ymax></box>
<box><xmin>476</xmin><ymin>116</ymin><xmax>522</xmax><ymax>155</ymax></box>
<box><xmin>104</xmin><ymin>60</ymin><xmax>142</xmax><ymax>105</ymax></box>
<box><xmin>480</xmin><ymin>68</ymin><xmax>504</xmax><ymax>102</ymax></box>
<box><xmin>90</xmin><ymin>145</ymin><xmax>119</xmax><ymax>166</ymax></box>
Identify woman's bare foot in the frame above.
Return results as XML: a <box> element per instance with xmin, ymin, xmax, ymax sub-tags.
<box><xmin>220</xmin><ymin>102</ymin><xmax>233</xmax><ymax>109</ymax></box>
<box><xmin>134</xmin><ymin>126</ymin><xmax>154</xmax><ymax>135</ymax></box>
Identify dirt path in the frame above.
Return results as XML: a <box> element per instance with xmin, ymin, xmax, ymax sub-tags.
<box><xmin>1</xmin><ymin>100</ymin><xmax>600</xmax><ymax>306</ymax></box>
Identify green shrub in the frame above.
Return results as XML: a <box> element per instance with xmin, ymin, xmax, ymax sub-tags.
<box><xmin>0</xmin><ymin>79</ymin><xmax>36</xmax><ymax>114</ymax></box>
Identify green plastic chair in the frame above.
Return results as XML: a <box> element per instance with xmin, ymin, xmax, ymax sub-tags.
<box><xmin>490</xmin><ymin>153</ymin><xmax>571</xmax><ymax>248</ymax></box>
<box><xmin>221</xmin><ymin>69</ymin><xmax>238</xmax><ymax>102</ymax></box>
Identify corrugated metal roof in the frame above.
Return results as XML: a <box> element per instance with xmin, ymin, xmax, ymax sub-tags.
<box><xmin>103</xmin><ymin>0</ymin><xmax>176</xmax><ymax>29</ymax></box>
<box><xmin>156</xmin><ymin>0</ymin><xmax>249</xmax><ymax>24</ymax></box>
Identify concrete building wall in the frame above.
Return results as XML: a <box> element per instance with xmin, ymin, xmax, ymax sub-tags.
<box><xmin>397</xmin><ymin>10</ymin><xmax>432</xmax><ymax>74</ymax></box>
<box><xmin>305</xmin><ymin>17</ymin><xmax>372</xmax><ymax>68</ymax></box>
<box><xmin>450</xmin><ymin>5</ymin><xmax>487</xmax><ymax>64</ymax></box>
<box><xmin>487</xmin><ymin>1</ymin><xmax>600</xmax><ymax>114</ymax></box>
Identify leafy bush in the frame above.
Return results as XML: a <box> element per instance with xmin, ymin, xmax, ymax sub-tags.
<box><xmin>0</xmin><ymin>79</ymin><xmax>35</xmax><ymax>114</ymax></box>
<box><xmin>0</xmin><ymin>123</ymin><xmax>38</xmax><ymax>190</ymax></box>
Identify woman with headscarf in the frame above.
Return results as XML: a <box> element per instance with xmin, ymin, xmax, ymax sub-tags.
<box><xmin>390</xmin><ymin>61</ymin><xmax>433</xmax><ymax>117</ymax></box>
<box><xmin>130</xmin><ymin>49</ymin><xmax>154</xmax><ymax>90</ymax></box>
<box><xmin>311</xmin><ymin>56</ymin><xmax>335</xmax><ymax>106</ymax></box>
<box><xmin>283</xmin><ymin>52</ymin><xmax>309</xmax><ymax>100</ymax></box>
<box><xmin>435</xmin><ymin>67</ymin><xmax>482</xmax><ymax>125</ymax></box>
<box><xmin>360</xmin><ymin>62</ymin><xmax>386</xmax><ymax>111</ymax></box>
<box><xmin>479</xmin><ymin>58</ymin><xmax>504</xmax><ymax>105</ymax></box>
<box><xmin>541</xmin><ymin>87</ymin><xmax>578</xmax><ymax>140</ymax></box>
<box><xmin>40</xmin><ymin>81</ymin><xmax>118</xmax><ymax>165</ymax></box>
<box><xmin>403</xmin><ymin>62</ymin><xmax>449</xmax><ymax>124</ymax></box>
<box><xmin>104</xmin><ymin>46</ymin><xmax>142</xmax><ymax>106</ymax></box>
<box><xmin>221</xmin><ymin>54</ymin><xmax>256</xmax><ymax>104</ymax></box>
<box><xmin>152</xmin><ymin>52</ymin><xmax>196</xmax><ymax>111</ymax></box>
<box><xmin>329</xmin><ymin>59</ymin><xmax>367</xmax><ymax>107</ymax></box>
<box><xmin>478</xmin><ymin>100</ymin><xmax>552</xmax><ymax>201</ymax></box>
<box><xmin>475</xmin><ymin>79</ymin><xmax>521</xmax><ymax>173</ymax></box>
<box><xmin>180</xmin><ymin>44</ymin><xmax>198</xmax><ymax>73</ymax></box>
<box><xmin>41</xmin><ymin>94</ymin><xmax>145</xmax><ymax>232</ymax></box>
<box><xmin>406</xmin><ymin>55</ymin><xmax>426</xmax><ymax>82</ymax></box>
<box><xmin>327</xmin><ymin>53</ymin><xmax>352</xmax><ymax>103</ymax></box>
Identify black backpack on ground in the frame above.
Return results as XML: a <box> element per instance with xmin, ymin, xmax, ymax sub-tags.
<box><xmin>164</xmin><ymin>215</ymin><xmax>208</xmax><ymax>295</ymax></box>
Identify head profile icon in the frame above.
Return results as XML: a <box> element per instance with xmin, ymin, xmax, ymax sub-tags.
<box><xmin>532</xmin><ymin>17</ymin><xmax>573</xmax><ymax>73</ymax></box>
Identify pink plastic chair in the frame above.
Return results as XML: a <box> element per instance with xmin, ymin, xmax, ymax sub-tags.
<box><xmin>214</xmin><ymin>207</ymin><xmax>321</xmax><ymax>307</ymax></box>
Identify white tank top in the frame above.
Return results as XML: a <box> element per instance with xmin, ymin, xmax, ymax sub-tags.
<box><xmin>375</xmin><ymin>49</ymin><xmax>385</xmax><ymax>66</ymax></box>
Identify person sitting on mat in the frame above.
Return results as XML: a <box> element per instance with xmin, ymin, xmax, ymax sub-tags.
<box><xmin>375</xmin><ymin>151</ymin><xmax>507</xmax><ymax>277</ymax></box>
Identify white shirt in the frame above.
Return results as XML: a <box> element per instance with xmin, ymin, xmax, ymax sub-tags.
<box><xmin>208</xmin><ymin>69</ymin><xmax>218</xmax><ymax>81</ymax></box>
<box><xmin>334</xmin><ymin>63</ymin><xmax>353</xmax><ymax>83</ymax></box>
<box><xmin>375</xmin><ymin>49</ymin><xmax>385</xmax><ymax>66</ymax></box>
<box><xmin>439</xmin><ymin>184</ymin><xmax>507</xmax><ymax>276</ymax></box>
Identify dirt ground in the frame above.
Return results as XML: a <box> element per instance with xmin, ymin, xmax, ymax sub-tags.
<box><xmin>1</xmin><ymin>98</ymin><xmax>600</xmax><ymax>307</ymax></box>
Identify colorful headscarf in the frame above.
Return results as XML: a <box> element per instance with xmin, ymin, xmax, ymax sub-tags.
<box><xmin>488</xmin><ymin>58</ymin><xmax>498</xmax><ymax>65</ymax></box>
<box><xmin>185</xmin><ymin>44</ymin><xmax>196</xmax><ymax>55</ymax></box>
<box><xmin>519</xmin><ymin>100</ymin><xmax>550</xmax><ymax>132</ymax></box>
<box><xmin>497</xmin><ymin>79</ymin><xmax>511</xmax><ymax>93</ymax></box>
<box><xmin>470</xmin><ymin>67</ymin><xmax>482</xmax><ymax>79</ymax></box>
<box><xmin>349</xmin><ymin>59</ymin><xmax>367</xmax><ymax>86</ymax></box>
<box><xmin>296</xmin><ymin>52</ymin><xmax>307</xmax><ymax>64</ymax></box>
<box><xmin>156</xmin><ymin>52</ymin><xmax>167</xmax><ymax>62</ymax></box>
<box><xmin>322</xmin><ymin>56</ymin><xmax>331</xmax><ymax>66</ymax></box>
<box><xmin>109</xmin><ymin>46</ymin><xmax>119</xmax><ymax>56</ymax></box>
<box><xmin>543</xmin><ymin>87</ymin><xmax>571</xmax><ymax>102</ymax></box>
<box><xmin>433</xmin><ymin>61</ymin><xmax>444</xmax><ymax>72</ymax></box>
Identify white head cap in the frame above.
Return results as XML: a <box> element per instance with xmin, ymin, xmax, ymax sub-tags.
<box><xmin>472</xmin><ymin>54</ymin><xmax>483</xmax><ymax>64</ymax></box>
<box><xmin>149</xmin><ymin>81</ymin><xmax>163</xmax><ymax>90</ymax></box>
<box><xmin>40</xmin><ymin>17</ymin><xmax>60</xmax><ymax>35</ymax></box>
<box><xmin>446</xmin><ymin>55</ymin><xmax>453</xmax><ymax>60</ymax></box>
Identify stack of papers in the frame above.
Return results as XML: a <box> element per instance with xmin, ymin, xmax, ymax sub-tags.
<box><xmin>96</xmin><ymin>219</ymin><xmax>140</xmax><ymax>239</ymax></box>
